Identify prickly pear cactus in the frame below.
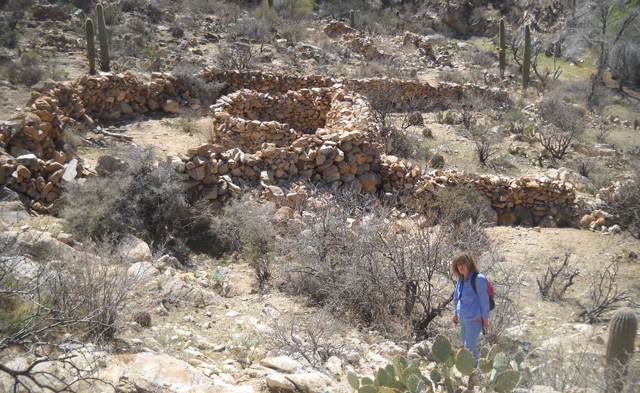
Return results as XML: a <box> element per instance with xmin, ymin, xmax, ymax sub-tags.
<box><xmin>432</xmin><ymin>334</ymin><xmax>452</xmax><ymax>363</ymax></box>
<box><xmin>455</xmin><ymin>348</ymin><xmax>475</xmax><ymax>376</ymax></box>
<box><xmin>348</xmin><ymin>355</ymin><xmax>432</xmax><ymax>393</ymax></box>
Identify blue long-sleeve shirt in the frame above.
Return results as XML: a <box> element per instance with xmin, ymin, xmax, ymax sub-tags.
<box><xmin>454</xmin><ymin>272</ymin><xmax>490</xmax><ymax>322</ymax></box>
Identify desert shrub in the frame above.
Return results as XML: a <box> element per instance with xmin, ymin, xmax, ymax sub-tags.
<box><xmin>536</xmin><ymin>252</ymin><xmax>579</xmax><ymax>301</ymax></box>
<box><xmin>209</xmin><ymin>196</ymin><xmax>277</xmax><ymax>283</ymax></box>
<box><xmin>133</xmin><ymin>311</ymin><xmax>152</xmax><ymax>327</ymax></box>
<box><xmin>279</xmin><ymin>189</ymin><xmax>489</xmax><ymax>339</ymax></box>
<box><xmin>258</xmin><ymin>311</ymin><xmax>352</xmax><ymax>370</ymax></box>
<box><xmin>120</xmin><ymin>0</ymin><xmax>146</xmax><ymax>12</ymax></box>
<box><xmin>466</xmin><ymin>49</ymin><xmax>497</xmax><ymax>68</ymax></box>
<box><xmin>62</xmin><ymin>146</ymin><xmax>193</xmax><ymax>247</ymax></box>
<box><xmin>1</xmin><ymin>29</ymin><xmax>21</xmax><ymax>48</ymax></box>
<box><xmin>226</xmin><ymin>333</ymin><xmax>260</xmax><ymax>363</ymax></box>
<box><xmin>380</xmin><ymin>126</ymin><xmax>420</xmax><ymax>160</ymax></box>
<box><xmin>1</xmin><ymin>58</ymin><xmax>43</xmax><ymax>86</ymax></box>
<box><xmin>319</xmin><ymin>0</ymin><xmax>365</xmax><ymax>20</ymax></box>
<box><xmin>435</xmin><ymin>110</ymin><xmax>455</xmax><ymax>125</ymax></box>
<box><xmin>103</xmin><ymin>3</ymin><xmax>124</xmax><ymax>25</ymax></box>
<box><xmin>277</xmin><ymin>20</ymin><xmax>308</xmax><ymax>44</ymax></box>
<box><xmin>273</xmin><ymin>0</ymin><xmax>314</xmax><ymax>20</ymax></box>
<box><xmin>600</xmin><ymin>175</ymin><xmax>640</xmax><ymax>239</ymax></box>
<box><xmin>233</xmin><ymin>17</ymin><xmax>271</xmax><ymax>45</ymax></box>
<box><xmin>537</xmin><ymin>95</ymin><xmax>585</xmax><ymax>160</ymax></box>
<box><xmin>438</xmin><ymin>69</ymin><xmax>467</xmax><ymax>84</ymax></box>
<box><xmin>128</xmin><ymin>17</ymin><xmax>154</xmax><ymax>36</ymax></box>
<box><xmin>349</xmin><ymin>57</ymin><xmax>415</xmax><ymax>80</ymax></box>
<box><xmin>429</xmin><ymin>184</ymin><xmax>487</xmax><ymax>228</ymax></box>
<box><xmin>358</xmin><ymin>8</ymin><xmax>403</xmax><ymax>36</ymax></box>
<box><xmin>525</xmin><ymin>342</ymin><xmax>599</xmax><ymax>392</ymax></box>
<box><xmin>216</xmin><ymin>42</ymin><xmax>253</xmax><ymax>70</ymax></box>
<box><xmin>173</xmin><ymin>65</ymin><xmax>224</xmax><ymax>108</ymax></box>
<box><xmin>578</xmin><ymin>260</ymin><xmax>636</xmax><ymax>324</ymax></box>
<box><xmin>469</xmin><ymin>126</ymin><xmax>498</xmax><ymax>165</ymax></box>
<box><xmin>0</xmin><ymin>237</ymin><xmax>143</xmax><ymax>391</ymax></box>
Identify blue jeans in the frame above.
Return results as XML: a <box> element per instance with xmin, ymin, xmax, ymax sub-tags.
<box><xmin>460</xmin><ymin>319</ymin><xmax>483</xmax><ymax>366</ymax></box>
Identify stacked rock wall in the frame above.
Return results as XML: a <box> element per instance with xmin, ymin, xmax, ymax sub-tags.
<box><xmin>1</xmin><ymin>68</ymin><xmax>577</xmax><ymax>226</ymax></box>
<box><xmin>199</xmin><ymin>69</ymin><xmax>507</xmax><ymax>109</ymax></box>
<box><xmin>212</xmin><ymin>88</ymin><xmax>333</xmax><ymax>151</ymax></box>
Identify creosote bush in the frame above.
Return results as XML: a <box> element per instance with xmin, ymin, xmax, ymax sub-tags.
<box><xmin>62</xmin><ymin>146</ymin><xmax>194</xmax><ymax>248</ymax></box>
<box><xmin>209</xmin><ymin>195</ymin><xmax>277</xmax><ymax>283</ymax></box>
<box><xmin>173</xmin><ymin>65</ymin><xmax>225</xmax><ymax>108</ymax></box>
<box><xmin>0</xmin><ymin>235</ymin><xmax>143</xmax><ymax>391</ymax></box>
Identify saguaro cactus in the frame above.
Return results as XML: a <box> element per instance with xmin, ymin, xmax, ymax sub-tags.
<box><xmin>606</xmin><ymin>308</ymin><xmax>638</xmax><ymax>393</ymax></box>
<box><xmin>522</xmin><ymin>25</ymin><xmax>531</xmax><ymax>90</ymax></box>
<box><xmin>96</xmin><ymin>3</ymin><xmax>109</xmax><ymax>72</ymax></box>
<box><xmin>85</xmin><ymin>18</ymin><xmax>95</xmax><ymax>75</ymax></box>
<box><xmin>350</xmin><ymin>10</ymin><xmax>355</xmax><ymax>29</ymax></box>
<box><xmin>499</xmin><ymin>19</ymin><xmax>506</xmax><ymax>78</ymax></box>
<box><xmin>267</xmin><ymin>0</ymin><xmax>273</xmax><ymax>8</ymax></box>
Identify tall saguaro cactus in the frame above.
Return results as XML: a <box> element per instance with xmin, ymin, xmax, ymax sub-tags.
<box><xmin>96</xmin><ymin>3</ymin><xmax>110</xmax><ymax>72</ymax></box>
<box><xmin>606</xmin><ymin>308</ymin><xmax>637</xmax><ymax>393</ymax></box>
<box><xmin>499</xmin><ymin>19</ymin><xmax>506</xmax><ymax>78</ymax></box>
<box><xmin>267</xmin><ymin>0</ymin><xmax>273</xmax><ymax>8</ymax></box>
<box><xmin>350</xmin><ymin>10</ymin><xmax>355</xmax><ymax>29</ymax></box>
<box><xmin>522</xmin><ymin>24</ymin><xmax>531</xmax><ymax>90</ymax></box>
<box><xmin>85</xmin><ymin>18</ymin><xmax>96</xmax><ymax>75</ymax></box>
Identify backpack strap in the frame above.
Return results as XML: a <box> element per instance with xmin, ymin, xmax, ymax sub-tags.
<box><xmin>470</xmin><ymin>272</ymin><xmax>478</xmax><ymax>296</ymax></box>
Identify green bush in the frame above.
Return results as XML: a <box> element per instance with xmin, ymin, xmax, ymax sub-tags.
<box><xmin>1</xmin><ymin>59</ymin><xmax>43</xmax><ymax>86</ymax></box>
<box><xmin>273</xmin><ymin>0</ymin><xmax>314</xmax><ymax>19</ymax></box>
<box><xmin>435</xmin><ymin>110</ymin><xmax>455</xmax><ymax>125</ymax></box>
<box><xmin>1</xmin><ymin>30</ymin><xmax>22</xmax><ymax>48</ymax></box>
<box><xmin>62</xmin><ymin>146</ymin><xmax>193</xmax><ymax>247</ymax></box>
<box><xmin>210</xmin><ymin>196</ymin><xmax>277</xmax><ymax>283</ymax></box>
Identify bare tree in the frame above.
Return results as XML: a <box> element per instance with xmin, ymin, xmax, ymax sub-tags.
<box><xmin>469</xmin><ymin>126</ymin><xmax>498</xmax><ymax>165</ymax></box>
<box><xmin>609</xmin><ymin>41</ymin><xmax>640</xmax><ymax>90</ymax></box>
<box><xmin>564</xmin><ymin>0</ymin><xmax>640</xmax><ymax>97</ymax></box>
<box><xmin>577</xmin><ymin>260</ymin><xmax>638</xmax><ymax>324</ymax></box>
<box><xmin>537</xmin><ymin>96</ymin><xmax>584</xmax><ymax>161</ymax></box>
<box><xmin>536</xmin><ymin>252</ymin><xmax>579</xmax><ymax>301</ymax></box>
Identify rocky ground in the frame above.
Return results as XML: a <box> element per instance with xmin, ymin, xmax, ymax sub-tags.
<box><xmin>1</xmin><ymin>1</ymin><xmax>640</xmax><ymax>393</ymax></box>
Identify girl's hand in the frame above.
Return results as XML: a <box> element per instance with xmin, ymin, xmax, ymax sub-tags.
<box><xmin>453</xmin><ymin>316</ymin><xmax>459</xmax><ymax>324</ymax></box>
<box><xmin>483</xmin><ymin>319</ymin><xmax>489</xmax><ymax>328</ymax></box>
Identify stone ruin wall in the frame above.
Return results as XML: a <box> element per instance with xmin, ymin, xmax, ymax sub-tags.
<box><xmin>0</xmin><ymin>69</ymin><xmax>577</xmax><ymax>227</ymax></box>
